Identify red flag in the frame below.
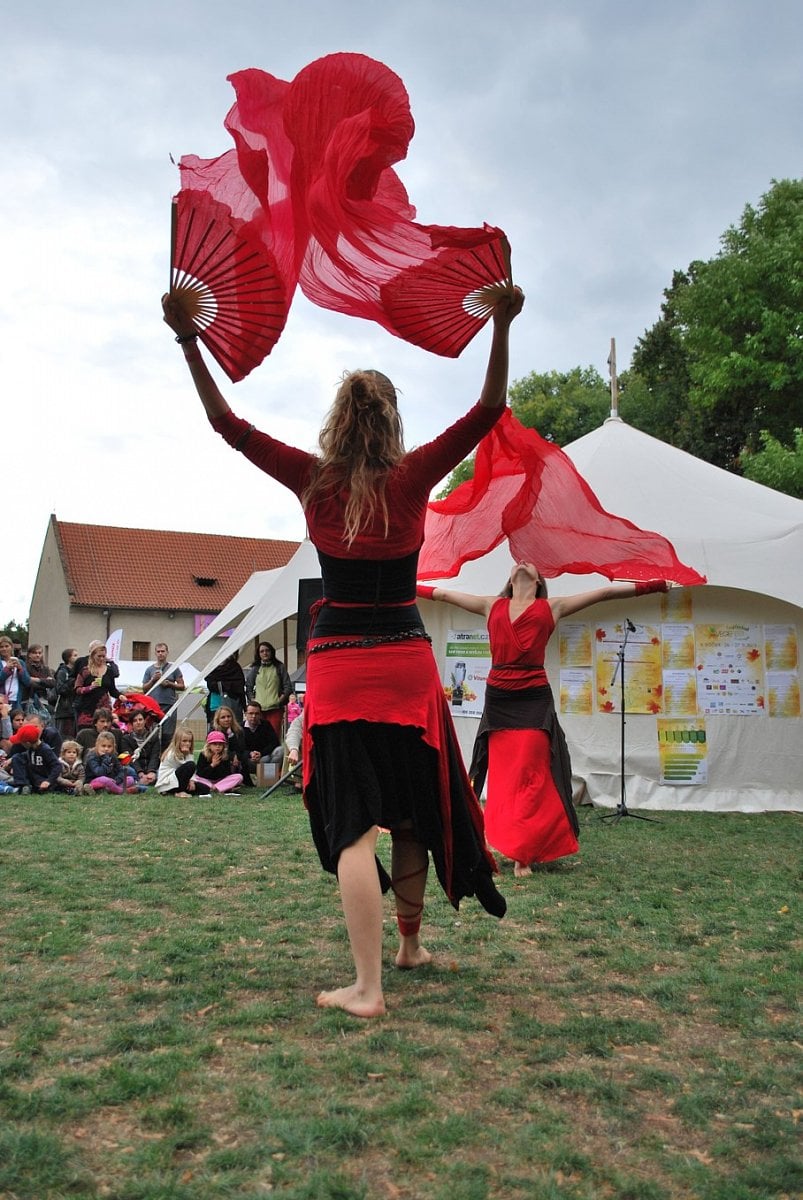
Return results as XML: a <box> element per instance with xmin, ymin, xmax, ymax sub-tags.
<box><xmin>418</xmin><ymin>410</ymin><xmax>706</xmax><ymax>585</ymax></box>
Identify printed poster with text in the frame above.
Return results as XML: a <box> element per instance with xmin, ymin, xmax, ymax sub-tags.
<box><xmin>443</xmin><ymin>629</ymin><xmax>490</xmax><ymax>719</ymax></box>
<box><xmin>695</xmin><ymin>623</ymin><xmax>764</xmax><ymax>715</ymax></box>
<box><xmin>764</xmin><ymin>624</ymin><xmax>801</xmax><ymax>716</ymax></box>
<box><xmin>595</xmin><ymin>621</ymin><xmax>663</xmax><ymax>714</ymax></box>
<box><xmin>662</xmin><ymin>623</ymin><xmax>698</xmax><ymax>716</ymax></box>
<box><xmin>657</xmin><ymin>719</ymin><xmax>708</xmax><ymax>784</ymax></box>
<box><xmin>559</xmin><ymin>622</ymin><xmax>594</xmax><ymax>715</ymax></box>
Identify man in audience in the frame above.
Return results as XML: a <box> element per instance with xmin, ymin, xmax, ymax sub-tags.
<box><xmin>142</xmin><ymin>643</ymin><xmax>185</xmax><ymax>747</ymax></box>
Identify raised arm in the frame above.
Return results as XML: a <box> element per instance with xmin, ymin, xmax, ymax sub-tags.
<box><xmin>478</xmin><ymin>286</ymin><xmax>525</xmax><ymax>408</ymax></box>
<box><xmin>162</xmin><ymin>295</ymin><xmax>230</xmax><ymax>422</ymax></box>
<box><xmin>549</xmin><ymin>579</ymin><xmax>669</xmax><ymax>621</ymax></box>
<box><xmin>417</xmin><ymin>584</ymin><xmax>495</xmax><ymax>619</ymax></box>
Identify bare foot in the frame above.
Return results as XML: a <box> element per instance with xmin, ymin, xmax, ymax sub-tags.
<box><xmin>395</xmin><ymin>942</ymin><xmax>433</xmax><ymax>970</ymax></box>
<box><xmin>316</xmin><ymin>984</ymin><xmax>386</xmax><ymax>1018</ymax></box>
<box><xmin>513</xmin><ymin>862</ymin><xmax>532</xmax><ymax>878</ymax></box>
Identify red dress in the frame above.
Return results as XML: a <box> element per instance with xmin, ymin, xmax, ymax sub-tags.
<box><xmin>211</xmin><ymin>403</ymin><xmax>506</xmax><ymax>916</ymax></box>
<box><xmin>471</xmin><ymin>598</ymin><xmax>579</xmax><ymax>865</ymax></box>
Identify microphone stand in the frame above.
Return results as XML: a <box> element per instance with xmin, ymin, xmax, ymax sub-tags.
<box><xmin>599</xmin><ymin>618</ymin><xmax>659</xmax><ymax>825</ymax></box>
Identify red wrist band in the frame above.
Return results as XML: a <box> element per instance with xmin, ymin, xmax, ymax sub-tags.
<box><xmin>416</xmin><ymin>584</ymin><xmax>437</xmax><ymax>601</ymax></box>
<box><xmin>634</xmin><ymin>579</ymin><xmax>669</xmax><ymax>596</ymax></box>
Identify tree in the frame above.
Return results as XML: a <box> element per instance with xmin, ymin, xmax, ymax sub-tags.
<box><xmin>437</xmin><ymin>366</ymin><xmax>611</xmax><ymax>496</ymax></box>
<box><xmin>1</xmin><ymin>619</ymin><xmax>28</xmax><ymax>649</ymax></box>
<box><xmin>741</xmin><ymin>428</ymin><xmax>803</xmax><ymax>499</ymax></box>
<box><xmin>632</xmin><ymin>179</ymin><xmax>803</xmax><ymax>472</ymax></box>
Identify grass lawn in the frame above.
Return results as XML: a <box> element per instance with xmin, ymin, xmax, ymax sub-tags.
<box><xmin>0</xmin><ymin>787</ymin><xmax>800</xmax><ymax>1199</ymax></box>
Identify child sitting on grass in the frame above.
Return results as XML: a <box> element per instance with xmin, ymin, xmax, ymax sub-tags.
<box><xmin>9</xmin><ymin>722</ymin><xmax>61</xmax><ymax>794</ymax></box>
<box><xmin>156</xmin><ymin>726</ymin><xmax>197</xmax><ymax>797</ymax></box>
<box><xmin>191</xmin><ymin>730</ymin><xmax>243</xmax><ymax>795</ymax></box>
<box><xmin>57</xmin><ymin>740</ymin><xmax>85</xmax><ymax>795</ymax></box>
<box><xmin>83</xmin><ymin>732</ymin><xmax>139</xmax><ymax>795</ymax></box>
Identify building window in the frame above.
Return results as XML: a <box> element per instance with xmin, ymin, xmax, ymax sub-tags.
<box><xmin>132</xmin><ymin>641</ymin><xmax>150</xmax><ymax>661</ymax></box>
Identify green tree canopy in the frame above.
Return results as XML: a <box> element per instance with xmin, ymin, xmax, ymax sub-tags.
<box><xmin>437</xmin><ymin>366</ymin><xmax>611</xmax><ymax>496</ymax></box>
<box><xmin>631</xmin><ymin>178</ymin><xmax>803</xmax><ymax>471</ymax></box>
<box><xmin>740</xmin><ymin>427</ymin><xmax>803</xmax><ymax>499</ymax></box>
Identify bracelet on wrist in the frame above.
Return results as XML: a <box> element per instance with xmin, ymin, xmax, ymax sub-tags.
<box><xmin>175</xmin><ymin>331</ymin><xmax>199</xmax><ymax>344</ymax></box>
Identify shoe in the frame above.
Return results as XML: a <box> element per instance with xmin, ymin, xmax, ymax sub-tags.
<box><xmin>20</xmin><ymin>786</ymin><xmax>32</xmax><ymax>795</ymax></box>
<box><xmin>82</xmin><ymin>784</ymin><xmax>95</xmax><ymax>796</ymax></box>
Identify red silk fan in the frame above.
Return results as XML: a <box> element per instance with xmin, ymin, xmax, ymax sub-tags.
<box><xmin>169</xmin><ymin>190</ymin><xmax>288</xmax><ymax>383</ymax></box>
<box><xmin>379</xmin><ymin>232</ymin><xmax>513</xmax><ymax>357</ymax></box>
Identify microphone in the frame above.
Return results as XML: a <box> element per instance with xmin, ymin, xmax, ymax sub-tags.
<box><xmin>626</xmin><ymin>618</ymin><xmax>636</xmax><ymax>633</ymax></box>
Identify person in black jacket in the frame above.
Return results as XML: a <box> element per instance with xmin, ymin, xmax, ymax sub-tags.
<box><xmin>9</xmin><ymin>723</ymin><xmax>61</xmax><ymax>793</ymax></box>
<box><xmin>204</xmin><ymin>653</ymin><xmax>247</xmax><ymax>726</ymax></box>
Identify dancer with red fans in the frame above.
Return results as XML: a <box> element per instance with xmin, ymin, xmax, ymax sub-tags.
<box><xmin>163</xmin><ymin>284</ymin><xmax>524</xmax><ymax>1017</ymax></box>
<box><xmin>418</xmin><ymin>568</ymin><xmax>669</xmax><ymax>876</ymax></box>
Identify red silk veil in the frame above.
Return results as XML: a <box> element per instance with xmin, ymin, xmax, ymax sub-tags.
<box><xmin>418</xmin><ymin>410</ymin><xmax>706</xmax><ymax>586</ymax></box>
<box><xmin>171</xmin><ymin>54</ymin><xmax>511</xmax><ymax>380</ymax></box>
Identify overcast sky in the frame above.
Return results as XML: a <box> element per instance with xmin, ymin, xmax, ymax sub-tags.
<box><xmin>4</xmin><ymin>0</ymin><xmax>801</xmax><ymax>627</ymax></box>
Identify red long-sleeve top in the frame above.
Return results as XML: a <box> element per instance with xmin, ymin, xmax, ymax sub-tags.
<box><xmin>210</xmin><ymin>402</ymin><xmax>503</xmax><ymax>559</ymax></box>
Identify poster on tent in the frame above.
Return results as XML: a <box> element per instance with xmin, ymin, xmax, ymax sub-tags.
<box><xmin>442</xmin><ymin>629</ymin><xmax>490</xmax><ymax>718</ymax></box>
<box><xmin>764</xmin><ymin>624</ymin><xmax>799</xmax><ymax>672</ymax></box>
<box><xmin>695</xmin><ymin>623</ymin><xmax>764</xmax><ymax>715</ymax></box>
<box><xmin>657</xmin><ymin>719</ymin><xmax>708</xmax><ymax>784</ymax></box>
<box><xmin>766</xmin><ymin>673</ymin><xmax>801</xmax><ymax>718</ymax></box>
<box><xmin>595</xmin><ymin>621</ymin><xmax>663</xmax><ymax>714</ymax></box>
<box><xmin>559</xmin><ymin>623</ymin><xmax>594</xmax><ymax>713</ymax></box>
<box><xmin>661</xmin><ymin>588</ymin><xmax>694</xmax><ymax>622</ymax></box>
<box><xmin>559</xmin><ymin>668</ymin><xmax>594</xmax><ymax>714</ymax></box>
<box><xmin>662</xmin><ymin>669</ymin><xmax>698</xmax><ymax>716</ymax></box>
<box><xmin>559</xmin><ymin>622</ymin><xmax>593</xmax><ymax>667</ymax></box>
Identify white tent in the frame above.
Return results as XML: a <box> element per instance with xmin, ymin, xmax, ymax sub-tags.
<box><xmin>158</xmin><ymin>423</ymin><xmax>802</xmax><ymax>812</ymax></box>
<box><xmin>420</xmin><ymin>418</ymin><xmax>803</xmax><ymax>814</ymax></box>
<box><xmin>150</xmin><ymin>540</ymin><xmax>321</xmax><ymax>727</ymax></box>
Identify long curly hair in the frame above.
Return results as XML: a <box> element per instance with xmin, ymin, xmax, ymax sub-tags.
<box><xmin>301</xmin><ymin>370</ymin><xmax>405</xmax><ymax>546</ymax></box>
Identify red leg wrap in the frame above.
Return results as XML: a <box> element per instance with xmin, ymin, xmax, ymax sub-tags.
<box><xmin>392</xmin><ymin>865</ymin><xmax>427</xmax><ymax>937</ymax></box>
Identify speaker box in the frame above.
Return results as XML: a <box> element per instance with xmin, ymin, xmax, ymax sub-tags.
<box><xmin>296</xmin><ymin>577</ymin><xmax>323</xmax><ymax>651</ymax></box>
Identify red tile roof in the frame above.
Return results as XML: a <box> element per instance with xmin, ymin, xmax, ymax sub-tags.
<box><xmin>54</xmin><ymin>519</ymin><xmax>300</xmax><ymax>612</ymax></box>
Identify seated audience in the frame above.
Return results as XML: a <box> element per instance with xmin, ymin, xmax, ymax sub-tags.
<box><xmin>191</xmin><ymin>730</ymin><xmax>243</xmax><ymax>795</ymax></box>
<box><xmin>56</xmin><ymin>741</ymin><xmax>85</xmax><ymax>795</ymax></box>
<box><xmin>284</xmin><ymin>708</ymin><xmax>304</xmax><ymax>791</ymax></box>
<box><xmin>211</xmin><ymin>705</ymin><xmax>250</xmax><ymax>784</ymax></box>
<box><xmin>77</xmin><ymin>708</ymin><xmax>124</xmax><ymax>757</ymax></box>
<box><xmin>84</xmin><ymin>732</ymin><xmax>138</xmax><ymax>795</ymax></box>
<box><xmin>9</xmin><ymin>722</ymin><xmax>61</xmax><ymax>794</ymax></box>
<box><xmin>156</xmin><ymin>726</ymin><xmax>197</xmax><ymax>797</ymax></box>
<box><xmin>123</xmin><ymin>710</ymin><xmax>161</xmax><ymax>787</ymax></box>
<box><xmin>242</xmin><ymin>700</ymin><xmax>281</xmax><ymax>774</ymax></box>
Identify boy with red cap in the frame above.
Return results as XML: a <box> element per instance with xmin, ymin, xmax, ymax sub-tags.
<box><xmin>10</xmin><ymin>723</ymin><xmax>61</xmax><ymax>794</ymax></box>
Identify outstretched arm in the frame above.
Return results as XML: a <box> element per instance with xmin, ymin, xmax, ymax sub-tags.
<box><xmin>162</xmin><ymin>295</ymin><xmax>230</xmax><ymax>422</ymax></box>
<box><xmin>550</xmin><ymin>579</ymin><xmax>669</xmax><ymax>621</ymax></box>
<box><xmin>478</xmin><ymin>286</ymin><xmax>525</xmax><ymax>408</ymax></box>
<box><xmin>417</xmin><ymin>584</ymin><xmax>495</xmax><ymax>619</ymax></box>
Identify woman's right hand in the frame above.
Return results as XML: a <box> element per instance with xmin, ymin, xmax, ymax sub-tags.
<box><xmin>492</xmin><ymin>285</ymin><xmax>525</xmax><ymax>328</ymax></box>
<box><xmin>161</xmin><ymin>293</ymin><xmax>197</xmax><ymax>341</ymax></box>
